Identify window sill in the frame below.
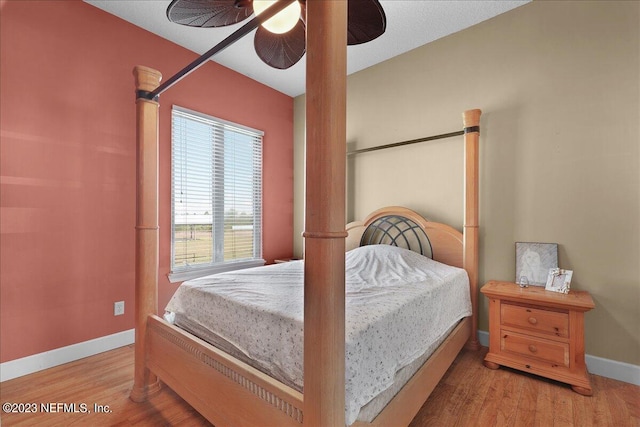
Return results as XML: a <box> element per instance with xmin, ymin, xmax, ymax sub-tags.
<box><xmin>168</xmin><ymin>259</ymin><xmax>266</xmax><ymax>284</ymax></box>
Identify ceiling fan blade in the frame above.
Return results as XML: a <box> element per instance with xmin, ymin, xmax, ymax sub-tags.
<box><xmin>167</xmin><ymin>0</ymin><xmax>253</xmax><ymax>28</ymax></box>
<box><xmin>254</xmin><ymin>19</ymin><xmax>306</xmax><ymax>69</ymax></box>
<box><xmin>347</xmin><ymin>0</ymin><xmax>386</xmax><ymax>45</ymax></box>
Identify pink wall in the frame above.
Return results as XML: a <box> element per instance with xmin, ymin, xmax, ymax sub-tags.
<box><xmin>0</xmin><ymin>0</ymin><xmax>293</xmax><ymax>363</ymax></box>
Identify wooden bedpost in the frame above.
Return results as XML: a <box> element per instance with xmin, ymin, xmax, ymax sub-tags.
<box><xmin>130</xmin><ymin>65</ymin><xmax>163</xmax><ymax>402</ymax></box>
<box><xmin>463</xmin><ymin>109</ymin><xmax>482</xmax><ymax>351</ymax></box>
<box><xmin>303</xmin><ymin>1</ymin><xmax>348</xmax><ymax>425</ymax></box>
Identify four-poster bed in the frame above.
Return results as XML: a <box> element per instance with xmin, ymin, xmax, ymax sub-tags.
<box><xmin>130</xmin><ymin>2</ymin><xmax>481</xmax><ymax>426</ymax></box>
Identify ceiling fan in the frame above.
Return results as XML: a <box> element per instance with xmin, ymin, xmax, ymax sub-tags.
<box><xmin>166</xmin><ymin>0</ymin><xmax>387</xmax><ymax>70</ymax></box>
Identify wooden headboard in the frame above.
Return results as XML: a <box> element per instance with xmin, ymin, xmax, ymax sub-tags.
<box><xmin>346</xmin><ymin>206</ymin><xmax>464</xmax><ymax>269</ymax></box>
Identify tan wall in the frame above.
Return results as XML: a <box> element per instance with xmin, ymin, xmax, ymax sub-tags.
<box><xmin>293</xmin><ymin>1</ymin><xmax>639</xmax><ymax>365</ymax></box>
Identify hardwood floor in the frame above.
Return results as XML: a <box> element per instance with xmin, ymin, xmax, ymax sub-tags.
<box><xmin>1</xmin><ymin>345</ymin><xmax>638</xmax><ymax>426</ymax></box>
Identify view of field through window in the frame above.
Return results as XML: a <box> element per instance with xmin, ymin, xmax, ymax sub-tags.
<box><xmin>173</xmin><ymin>220</ymin><xmax>255</xmax><ymax>267</ymax></box>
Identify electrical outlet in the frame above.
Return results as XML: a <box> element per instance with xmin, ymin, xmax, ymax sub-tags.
<box><xmin>114</xmin><ymin>301</ymin><xmax>125</xmax><ymax>316</ymax></box>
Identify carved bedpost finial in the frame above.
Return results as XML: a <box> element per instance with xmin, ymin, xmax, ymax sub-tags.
<box><xmin>463</xmin><ymin>109</ymin><xmax>481</xmax><ymax>129</ymax></box>
<box><xmin>133</xmin><ymin>66</ymin><xmax>162</xmax><ymax>93</ymax></box>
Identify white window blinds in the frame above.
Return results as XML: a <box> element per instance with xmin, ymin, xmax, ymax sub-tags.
<box><xmin>171</xmin><ymin>106</ymin><xmax>264</xmax><ymax>279</ymax></box>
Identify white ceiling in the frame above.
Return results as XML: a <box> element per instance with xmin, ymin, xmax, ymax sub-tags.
<box><xmin>85</xmin><ymin>0</ymin><xmax>530</xmax><ymax>97</ymax></box>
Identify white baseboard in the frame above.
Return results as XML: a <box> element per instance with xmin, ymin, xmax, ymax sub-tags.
<box><xmin>477</xmin><ymin>329</ymin><xmax>490</xmax><ymax>347</ymax></box>
<box><xmin>584</xmin><ymin>353</ymin><xmax>640</xmax><ymax>386</ymax></box>
<box><xmin>477</xmin><ymin>330</ymin><xmax>640</xmax><ymax>386</ymax></box>
<box><xmin>0</xmin><ymin>329</ymin><xmax>134</xmax><ymax>382</ymax></box>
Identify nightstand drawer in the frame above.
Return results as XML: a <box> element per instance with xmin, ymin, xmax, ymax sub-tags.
<box><xmin>501</xmin><ymin>303</ymin><xmax>568</xmax><ymax>338</ymax></box>
<box><xmin>501</xmin><ymin>331</ymin><xmax>569</xmax><ymax>367</ymax></box>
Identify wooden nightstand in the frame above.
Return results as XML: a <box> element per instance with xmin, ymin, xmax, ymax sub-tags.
<box><xmin>481</xmin><ymin>280</ymin><xmax>595</xmax><ymax>395</ymax></box>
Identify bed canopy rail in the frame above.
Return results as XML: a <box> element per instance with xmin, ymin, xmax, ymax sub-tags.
<box><xmin>347</xmin><ymin>130</ymin><xmax>466</xmax><ymax>156</ymax></box>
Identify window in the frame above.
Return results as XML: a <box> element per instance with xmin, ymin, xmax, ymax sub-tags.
<box><xmin>169</xmin><ymin>106</ymin><xmax>264</xmax><ymax>282</ymax></box>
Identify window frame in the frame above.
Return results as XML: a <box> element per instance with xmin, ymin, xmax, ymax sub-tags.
<box><xmin>168</xmin><ymin>106</ymin><xmax>265</xmax><ymax>283</ymax></box>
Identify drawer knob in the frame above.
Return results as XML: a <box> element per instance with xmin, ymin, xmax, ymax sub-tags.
<box><xmin>528</xmin><ymin>345</ymin><xmax>538</xmax><ymax>353</ymax></box>
<box><xmin>528</xmin><ymin>317</ymin><xmax>538</xmax><ymax>325</ymax></box>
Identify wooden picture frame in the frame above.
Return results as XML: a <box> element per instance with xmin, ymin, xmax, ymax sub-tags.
<box><xmin>545</xmin><ymin>268</ymin><xmax>573</xmax><ymax>294</ymax></box>
<box><xmin>515</xmin><ymin>242</ymin><xmax>558</xmax><ymax>286</ymax></box>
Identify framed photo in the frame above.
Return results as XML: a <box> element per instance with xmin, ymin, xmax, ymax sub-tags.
<box><xmin>545</xmin><ymin>268</ymin><xmax>573</xmax><ymax>294</ymax></box>
<box><xmin>515</xmin><ymin>242</ymin><xmax>558</xmax><ymax>286</ymax></box>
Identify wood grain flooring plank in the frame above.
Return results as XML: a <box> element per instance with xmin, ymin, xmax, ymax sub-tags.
<box><xmin>513</xmin><ymin>371</ymin><xmax>538</xmax><ymax>427</ymax></box>
<box><xmin>552</xmin><ymin>382</ymin><xmax>574</xmax><ymax>427</ymax></box>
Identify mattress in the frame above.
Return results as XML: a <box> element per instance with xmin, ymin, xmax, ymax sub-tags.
<box><xmin>165</xmin><ymin>244</ymin><xmax>471</xmax><ymax>425</ymax></box>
